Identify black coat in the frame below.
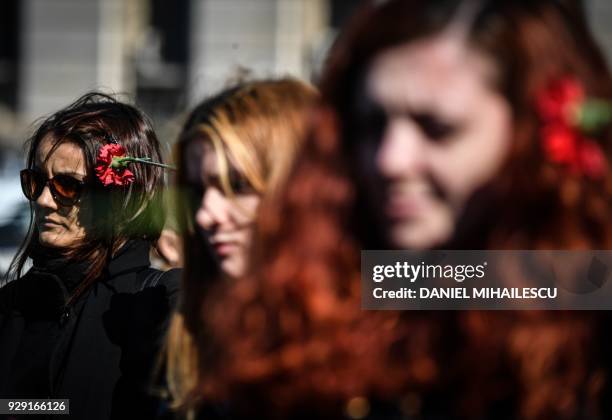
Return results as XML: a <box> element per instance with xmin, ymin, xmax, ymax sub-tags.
<box><xmin>0</xmin><ymin>241</ymin><xmax>181</xmax><ymax>420</ymax></box>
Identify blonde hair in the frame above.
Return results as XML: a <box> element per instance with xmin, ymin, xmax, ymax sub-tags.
<box><xmin>165</xmin><ymin>78</ymin><xmax>318</xmax><ymax>415</ymax></box>
<box><xmin>191</xmin><ymin>78</ymin><xmax>316</xmax><ymax>197</ymax></box>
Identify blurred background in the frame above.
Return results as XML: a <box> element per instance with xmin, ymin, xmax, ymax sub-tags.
<box><xmin>0</xmin><ymin>0</ymin><xmax>609</xmax><ymax>273</ymax></box>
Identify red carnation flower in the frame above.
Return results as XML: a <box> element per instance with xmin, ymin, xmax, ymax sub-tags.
<box><xmin>537</xmin><ymin>76</ymin><xmax>607</xmax><ymax>180</ymax></box>
<box><xmin>96</xmin><ymin>144</ymin><xmax>135</xmax><ymax>187</ymax></box>
<box><xmin>536</xmin><ymin>77</ymin><xmax>584</xmax><ymax>123</ymax></box>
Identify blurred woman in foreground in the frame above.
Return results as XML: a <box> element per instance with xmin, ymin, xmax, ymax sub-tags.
<box><xmin>164</xmin><ymin>78</ymin><xmax>318</xmax><ymax>416</ymax></box>
<box><xmin>192</xmin><ymin>1</ymin><xmax>612</xmax><ymax>419</ymax></box>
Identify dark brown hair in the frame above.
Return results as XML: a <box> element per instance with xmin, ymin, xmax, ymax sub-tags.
<box><xmin>195</xmin><ymin>1</ymin><xmax>612</xmax><ymax>419</ymax></box>
<box><xmin>7</xmin><ymin>92</ymin><xmax>166</xmax><ymax>301</ymax></box>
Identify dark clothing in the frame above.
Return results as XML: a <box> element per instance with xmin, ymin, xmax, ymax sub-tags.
<box><xmin>0</xmin><ymin>241</ymin><xmax>181</xmax><ymax>420</ymax></box>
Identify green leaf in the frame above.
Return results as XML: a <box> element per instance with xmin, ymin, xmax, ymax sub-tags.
<box><xmin>575</xmin><ymin>99</ymin><xmax>612</xmax><ymax>133</ymax></box>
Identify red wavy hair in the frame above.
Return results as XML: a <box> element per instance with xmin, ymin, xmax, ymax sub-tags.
<box><xmin>192</xmin><ymin>1</ymin><xmax>612</xmax><ymax>418</ymax></box>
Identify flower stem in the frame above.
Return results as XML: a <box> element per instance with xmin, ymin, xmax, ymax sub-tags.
<box><xmin>118</xmin><ymin>157</ymin><xmax>176</xmax><ymax>171</ymax></box>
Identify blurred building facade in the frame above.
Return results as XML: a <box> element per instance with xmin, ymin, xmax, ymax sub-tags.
<box><xmin>0</xmin><ymin>0</ymin><xmax>609</xmax><ymax>149</ymax></box>
<box><xmin>0</xmin><ymin>0</ymin><xmax>362</xmax><ymax>150</ymax></box>
<box><xmin>1</xmin><ymin>0</ymin><xmax>608</xmax><ymax>149</ymax></box>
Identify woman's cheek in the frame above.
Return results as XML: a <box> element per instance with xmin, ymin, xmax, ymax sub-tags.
<box><xmin>233</xmin><ymin>195</ymin><xmax>261</xmax><ymax>225</ymax></box>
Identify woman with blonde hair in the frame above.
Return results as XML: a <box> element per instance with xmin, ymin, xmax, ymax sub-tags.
<box><xmin>164</xmin><ymin>78</ymin><xmax>318</xmax><ymax>415</ymax></box>
<box><xmin>186</xmin><ymin>1</ymin><xmax>612</xmax><ymax>419</ymax></box>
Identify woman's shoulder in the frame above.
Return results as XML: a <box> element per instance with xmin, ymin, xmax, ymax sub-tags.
<box><xmin>0</xmin><ymin>269</ymin><xmax>59</xmax><ymax>315</ymax></box>
<box><xmin>106</xmin><ymin>262</ymin><xmax>181</xmax><ymax>294</ymax></box>
<box><xmin>137</xmin><ymin>267</ymin><xmax>181</xmax><ymax>294</ymax></box>
<box><xmin>0</xmin><ymin>278</ymin><xmax>19</xmax><ymax>315</ymax></box>
<box><xmin>129</xmin><ymin>267</ymin><xmax>182</xmax><ymax>311</ymax></box>
<box><xmin>102</xmin><ymin>268</ymin><xmax>182</xmax><ymax>342</ymax></box>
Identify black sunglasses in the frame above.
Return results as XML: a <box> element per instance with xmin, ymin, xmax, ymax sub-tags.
<box><xmin>20</xmin><ymin>169</ymin><xmax>86</xmax><ymax>207</ymax></box>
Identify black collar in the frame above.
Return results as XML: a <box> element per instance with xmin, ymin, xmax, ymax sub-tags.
<box><xmin>4</xmin><ymin>240</ymin><xmax>152</xmax><ymax>318</ymax></box>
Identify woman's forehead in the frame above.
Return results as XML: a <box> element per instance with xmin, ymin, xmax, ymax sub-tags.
<box><xmin>183</xmin><ymin>139</ymin><xmax>224</xmax><ymax>181</ymax></box>
<box><xmin>35</xmin><ymin>135</ymin><xmax>86</xmax><ymax>175</ymax></box>
<box><xmin>366</xmin><ymin>35</ymin><xmax>499</xmax><ymax>119</ymax></box>
<box><xmin>200</xmin><ymin>139</ymin><xmax>240</xmax><ymax>174</ymax></box>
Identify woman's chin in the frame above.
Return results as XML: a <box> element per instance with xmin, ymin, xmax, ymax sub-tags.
<box><xmin>220</xmin><ymin>256</ymin><xmax>247</xmax><ymax>279</ymax></box>
<box><xmin>389</xmin><ymin>217</ymin><xmax>453</xmax><ymax>250</ymax></box>
<box><xmin>38</xmin><ymin>231</ymin><xmax>78</xmax><ymax>249</ymax></box>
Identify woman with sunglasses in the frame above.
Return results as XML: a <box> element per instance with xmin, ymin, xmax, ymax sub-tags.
<box><xmin>0</xmin><ymin>92</ymin><xmax>180</xmax><ymax>419</ymax></box>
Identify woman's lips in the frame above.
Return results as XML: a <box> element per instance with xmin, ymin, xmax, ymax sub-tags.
<box><xmin>39</xmin><ymin>218</ymin><xmax>64</xmax><ymax>228</ymax></box>
<box><xmin>212</xmin><ymin>241</ymin><xmax>238</xmax><ymax>257</ymax></box>
<box><xmin>385</xmin><ymin>195</ymin><xmax>428</xmax><ymax>219</ymax></box>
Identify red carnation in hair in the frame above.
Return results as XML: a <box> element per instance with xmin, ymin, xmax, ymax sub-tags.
<box><xmin>536</xmin><ymin>77</ymin><xmax>584</xmax><ymax>123</ymax></box>
<box><xmin>95</xmin><ymin>144</ymin><xmax>135</xmax><ymax>186</ymax></box>
<box><xmin>537</xmin><ymin>77</ymin><xmax>607</xmax><ymax>180</ymax></box>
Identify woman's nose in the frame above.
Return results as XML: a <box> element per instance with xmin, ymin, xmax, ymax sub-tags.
<box><xmin>195</xmin><ymin>187</ymin><xmax>231</xmax><ymax>230</ymax></box>
<box><xmin>376</xmin><ymin>117</ymin><xmax>427</xmax><ymax>179</ymax></box>
<box><xmin>35</xmin><ymin>184</ymin><xmax>59</xmax><ymax>210</ymax></box>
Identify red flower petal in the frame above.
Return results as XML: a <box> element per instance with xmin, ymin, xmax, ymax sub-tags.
<box><xmin>96</xmin><ymin>143</ymin><xmax>134</xmax><ymax>186</ymax></box>
<box><xmin>536</xmin><ymin>77</ymin><xmax>584</xmax><ymax>123</ymax></box>
<box><xmin>97</xmin><ymin>144</ymin><xmax>126</xmax><ymax>164</ymax></box>
<box><xmin>579</xmin><ymin>139</ymin><xmax>606</xmax><ymax>180</ymax></box>
<box><xmin>538</xmin><ymin>77</ymin><xmax>609</xmax><ymax>179</ymax></box>
<box><xmin>541</xmin><ymin>124</ymin><xmax>578</xmax><ymax>164</ymax></box>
